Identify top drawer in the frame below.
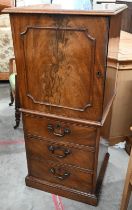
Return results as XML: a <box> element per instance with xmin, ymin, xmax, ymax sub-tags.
<box><xmin>23</xmin><ymin>114</ymin><xmax>98</xmax><ymax>147</ymax></box>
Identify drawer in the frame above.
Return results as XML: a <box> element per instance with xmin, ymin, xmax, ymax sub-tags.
<box><xmin>25</xmin><ymin>136</ymin><xmax>95</xmax><ymax>170</ymax></box>
<box><xmin>23</xmin><ymin>114</ymin><xmax>97</xmax><ymax>147</ymax></box>
<box><xmin>28</xmin><ymin>158</ymin><xmax>93</xmax><ymax>193</ymax></box>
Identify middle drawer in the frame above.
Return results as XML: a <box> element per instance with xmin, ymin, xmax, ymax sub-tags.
<box><xmin>25</xmin><ymin>136</ymin><xmax>95</xmax><ymax>170</ymax></box>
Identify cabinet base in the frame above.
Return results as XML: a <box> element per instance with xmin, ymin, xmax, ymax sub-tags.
<box><xmin>25</xmin><ymin>153</ymin><xmax>109</xmax><ymax>206</ymax></box>
<box><xmin>26</xmin><ymin>176</ymin><xmax>98</xmax><ymax>206</ymax></box>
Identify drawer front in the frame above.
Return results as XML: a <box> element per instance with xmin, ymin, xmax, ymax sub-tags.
<box><xmin>28</xmin><ymin>158</ymin><xmax>93</xmax><ymax>193</ymax></box>
<box><xmin>25</xmin><ymin>136</ymin><xmax>95</xmax><ymax>170</ymax></box>
<box><xmin>23</xmin><ymin>114</ymin><xmax>97</xmax><ymax>147</ymax></box>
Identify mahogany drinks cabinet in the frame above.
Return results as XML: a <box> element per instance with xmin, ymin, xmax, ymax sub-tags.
<box><xmin>4</xmin><ymin>2</ymin><xmax>127</xmax><ymax>206</ymax></box>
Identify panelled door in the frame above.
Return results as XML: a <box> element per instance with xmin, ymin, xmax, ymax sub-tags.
<box><xmin>11</xmin><ymin>14</ymin><xmax>108</xmax><ymax>122</ymax></box>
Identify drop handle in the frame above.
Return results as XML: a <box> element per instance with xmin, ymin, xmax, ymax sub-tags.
<box><xmin>48</xmin><ymin>145</ymin><xmax>71</xmax><ymax>158</ymax></box>
<box><xmin>47</xmin><ymin>124</ymin><xmax>71</xmax><ymax>137</ymax></box>
<box><xmin>49</xmin><ymin>167</ymin><xmax>70</xmax><ymax>180</ymax></box>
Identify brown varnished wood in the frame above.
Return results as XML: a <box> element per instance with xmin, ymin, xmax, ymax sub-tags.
<box><xmin>95</xmin><ymin>152</ymin><xmax>110</xmax><ymax>196</ymax></box>
<box><xmin>101</xmin><ymin>106</ymin><xmax>112</xmax><ymax>141</ymax></box>
<box><xmin>25</xmin><ymin>135</ymin><xmax>95</xmax><ymax>170</ymax></box>
<box><xmin>92</xmin><ymin>127</ymin><xmax>101</xmax><ymax>192</ymax></box>
<box><xmin>97</xmin><ymin>1</ymin><xmax>131</xmax><ymax>33</ymax></box>
<box><xmin>6</xmin><ymin>4</ymin><xmax>126</xmax><ymax>206</ymax></box>
<box><xmin>14</xmin><ymin>74</ymin><xmax>21</xmax><ymax>129</ymax></box>
<box><xmin>97</xmin><ymin>133</ymin><xmax>109</xmax><ymax>179</ymax></box>
<box><xmin>25</xmin><ymin>152</ymin><xmax>109</xmax><ymax>206</ymax></box>
<box><xmin>125</xmin><ymin>136</ymin><xmax>132</xmax><ymax>155</ymax></box>
<box><xmin>3</xmin><ymin>3</ymin><xmax>127</xmax><ymax>15</ymax></box>
<box><xmin>27</xmin><ymin>157</ymin><xmax>93</xmax><ymax>193</ymax></box>
<box><xmin>21</xmin><ymin>26</ymin><xmax>95</xmax><ymax>112</ymax></box>
<box><xmin>117</xmin><ymin>1</ymin><xmax>132</xmax><ymax>33</ymax></box>
<box><xmin>21</xmin><ymin>108</ymin><xmax>101</xmax><ymax>126</ymax></box>
<box><xmin>120</xmin><ymin>148</ymin><xmax>132</xmax><ymax>210</ymax></box>
<box><xmin>23</xmin><ymin>114</ymin><xmax>97</xmax><ymax>147</ymax></box>
<box><xmin>10</xmin><ymin>14</ymin><xmax>109</xmax><ymax>122</ymax></box>
<box><xmin>103</xmin><ymin>13</ymin><xmax>122</xmax><ymax>111</ymax></box>
<box><xmin>26</xmin><ymin>176</ymin><xmax>98</xmax><ymax>206</ymax></box>
<box><xmin>23</xmin><ymin>112</ymin><xmax>102</xmax><ymax>197</ymax></box>
<box><xmin>101</xmin><ymin>13</ymin><xmax>122</xmax><ymax>143</ymax></box>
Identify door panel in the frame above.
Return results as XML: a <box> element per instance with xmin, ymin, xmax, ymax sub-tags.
<box><xmin>11</xmin><ymin>15</ymin><xmax>108</xmax><ymax>121</ymax></box>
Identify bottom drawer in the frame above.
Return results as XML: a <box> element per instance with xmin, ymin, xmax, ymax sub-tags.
<box><xmin>28</xmin><ymin>158</ymin><xmax>93</xmax><ymax>193</ymax></box>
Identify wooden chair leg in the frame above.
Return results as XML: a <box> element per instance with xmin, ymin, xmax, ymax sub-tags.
<box><xmin>14</xmin><ymin>107</ymin><xmax>21</xmax><ymax>129</ymax></box>
<box><xmin>120</xmin><ymin>182</ymin><xmax>132</xmax><ymax>210</ymax></box>
<box><xmin>9</xmin><ymin>89</ymin><xmax>14</xmax><ymax>106</ymax></box>
<box><xmin>14</xmin><ymin>74</ymin><xmax>21</xmax><ymax>129</ymax></box>
<box><xmin>120</xmin><ymin>149</ymin><xmax>132</xmax><ymax>210</ymax></box>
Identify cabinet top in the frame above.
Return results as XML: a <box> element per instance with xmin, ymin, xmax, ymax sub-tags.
<box><xmin>3</xmin><ymin>2</ymin><xmax>127</xmax><ymax>16</ymax></box>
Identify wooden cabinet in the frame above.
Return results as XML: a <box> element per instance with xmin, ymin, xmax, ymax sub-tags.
<box><xmin>97</xmin><ymin>0</ymin><xmax>132</xmax><ymax>33</ymax></box>
<box><xmin>117</xmin><ymin>1</ymin><xmax>132</xmax><ymax>33</ymax></box>
<box><xmin>4</xmin><ymin>2</ymin><xmax>126</xmax><ymax>206</ymax></box>
<box><xmin>107</xmin><ymin>31</ymin><xmax>132</xmax><ymax>145</ymax></box>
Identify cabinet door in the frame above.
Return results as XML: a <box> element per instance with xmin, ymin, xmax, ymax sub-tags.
<box><xmin>11</xmin><ymin>14</ymin><xmax>108</xmax><ymax>122</ymax></box>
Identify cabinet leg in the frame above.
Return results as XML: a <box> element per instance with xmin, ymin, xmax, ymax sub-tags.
<box><xmin>9</xmin><ymin>90</ymin><xmax>14</xmax><ymax>106</ymax></box>
<box><xmin>14</xmin><ymin>108</ymin><xmax>21</xmax><ymax>129</ymax></box>
<box><xmin>14</xmin><ymin>74</ymin><xmax>21</xmax><ymax>129</ymax></box>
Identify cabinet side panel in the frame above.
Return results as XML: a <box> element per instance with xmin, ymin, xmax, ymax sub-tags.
<box><xmin>110</xmin><ymin>70</ymin><xmax>132</xmax><ymax>140</ymax></box>
<box><xmin>103</xmin><ymin>13</ymin><xmax>122</xmax><ymax>114</ymax></box>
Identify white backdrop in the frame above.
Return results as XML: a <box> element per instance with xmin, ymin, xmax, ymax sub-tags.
<box><xmin>16</xmin><ymin>0</ymin><xmax>95</xmax><ymax>8</ymax></box>
<box><xmin>16</xmin><ymin>0</ymin><xmax>51</xmax><ymax>6</ymax></box>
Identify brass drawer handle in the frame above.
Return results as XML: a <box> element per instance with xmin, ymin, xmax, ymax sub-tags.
<box><xmin>48</xmin><ymin>145</ymin><xmax>71</xmax><ymax>158</ymax></box>
<box><xmin>47</xmin><ymin>124</ymin><xmax>71</xmax><ymax>137</ymax></box>
<box><xmin>49</xmin><ymin>167</ymin><xmax>70</xmax><ymax>180</ymax></box>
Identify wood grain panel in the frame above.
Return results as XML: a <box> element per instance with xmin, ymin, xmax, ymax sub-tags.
<box><xmin>21</xmin><ymin>26</ymin><xmax>95</xmax><ymax>111</ymax></box>
<box><xmin>23</xmin><ymin>113</ymin><xmax>97</xmax><ymax>147</ymax></box>
<box><xmin>10</xmin><ymin>14</ymin><xmax>108</xmax><ymax>122</ymax></box>
<box><xmin>25</xmin><ymin>136</ymin><xmax>95</xmax><ymax>170</ymax></box>
<box><xmin>28</xmin><ymin>157</ymin><xmax>93</xmax><ymax>193</ymax></box>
